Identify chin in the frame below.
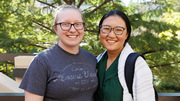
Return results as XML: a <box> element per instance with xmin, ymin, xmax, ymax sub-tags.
<box><xmin>68</xmin><ymin>43</ymin><xmax>80</xmax><ymax>47</ymax></box>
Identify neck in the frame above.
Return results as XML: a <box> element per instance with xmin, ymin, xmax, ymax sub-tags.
<box><xmin>107</xmin><ymin>46</ymin><xmax>124</xmax><ymax>59</ymax></box>
<box><xmin>58</xmin><ymin>43</ymin><xmax>79</xmax><ymax>54</ymax></box>
<box><xmin>105</xmin><ymin>47</ymin><xmax>124</xmax><ymax>70</ymax></box>
<box><xmin>106</xmin><ymin>50</ymin><xmax>121</xmax><ymax>71</ymax></box>
<box><xmin>107</xmin><ymin>51</ymin><xmax>120</xmax><ymax>61</ymax></box>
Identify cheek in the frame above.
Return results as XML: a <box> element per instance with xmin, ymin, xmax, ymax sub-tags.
<box><xmin>100</xmin><ymin>33</ymin><xmax>106</xmax><ymax>39</ymax></box>
<box><xmin>100</xmin><ymin>33</ymin><xmax>106</xmax><ymax>42</ymax></box>
<box><xmin>124</xmin><ymin>30</ymin><xmax>128</xmax><ymax>39</ymax></box>
<box><xmin>55</xmin><ymin>27</ymin><xmax>63</xmax><ymax>34</ymax></box>
<box><xmin>58</xmin><ymin>30</ymin><xmax>65</xmax><ymax>37</ymax></box>
<box><xmin>78</xmin><ymin>30</ymin><xmax>84</xmax><ymax>36</ymax></box>
<box><xmin>81</xmin><ymin>30</ymin><xmax>85</xmax><ymax>34</ymax></box>
<box><xmin>118</xmin><ymin>34</ymin><xmax>128</xmax><ymax>42</ymax></box>
<box><xmin>124</xmin><ymin>33</ymin><xmax>128</xmax><ymax>41</ymax></box>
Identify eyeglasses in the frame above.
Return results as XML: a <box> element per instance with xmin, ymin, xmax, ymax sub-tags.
<box><xmin>55</xmin><ymin>22</ymin><xmax>85</xmax><ymax>31</ymax></box>
<box><xmin>100</xmin><ymin>25</ymin><xmax>126</xmax><ymax>35</ymax></box>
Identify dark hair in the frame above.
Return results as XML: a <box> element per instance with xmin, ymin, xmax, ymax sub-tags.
<box><xmin>98</xmin><ymin>10</ymin><xmax>131</xmax><ymax>44</ymax></box>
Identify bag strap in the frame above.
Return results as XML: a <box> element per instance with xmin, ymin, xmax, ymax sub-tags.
<box><xmin>125</xmin><ymin>53</ymin><xmax>158</xmax><ymax>101</ymax></box>
<box><xmin>124</xmin><ymin>53</ymin><xmax>144</xmax><ymax>97</ymax></box>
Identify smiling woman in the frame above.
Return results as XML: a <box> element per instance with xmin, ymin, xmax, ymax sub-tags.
<box><xmin>53</xmin><ymin>6</ymin><xmax>85</xmax><ymax>54</ymax></box>
<box><xmin>94</xmin><ymin>10</ymin><xmax>156</xmax><ymax>101</ymax></box>
<box><xmin>19</xmin><ymin>5</ymin><xmax>98</xmax><ymax>101</ymax></box>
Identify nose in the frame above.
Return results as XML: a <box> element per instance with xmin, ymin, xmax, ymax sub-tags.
<box><xmin>108</xmin><ymin>28</ymin><xmax>116</xmax><ymax>37</ymax></box>
<box><xmin>69</xmin><ymin>25</ymin><xmax>76</xmax><ymax>32</ymax></box>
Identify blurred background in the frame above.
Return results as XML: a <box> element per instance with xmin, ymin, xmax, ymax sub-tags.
<box><xmin>0</xmin><ymin>0</ymin><xmax>180</xmax><ymax>93</ymax></box>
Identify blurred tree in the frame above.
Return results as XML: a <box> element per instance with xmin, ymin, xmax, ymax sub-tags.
<box><xmin>0</xmin><ymin>0</ymin><xmax>179</xmax><ymax>92</ymax></box>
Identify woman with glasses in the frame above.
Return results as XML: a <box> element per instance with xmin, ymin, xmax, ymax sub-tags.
<box><xmin>19</xmin><ymin>5</ymin><xmax>98</xmax><ymax>101</ymax></box>
<box><xmin>94</xmin><ymin>10</ymin><xmax>155</xmax><ymax>101</ymax></box>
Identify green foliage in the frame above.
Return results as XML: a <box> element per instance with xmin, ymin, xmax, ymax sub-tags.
<box><xmin>158</xmin><ymin>82</ymin><xmax>180</xmax><ymax>93</ymax></box>
<box><xmin>0</xmin><ymin>61</ymin><xmax>14</xmax><ymax>79</ymax></box>
<box><xmin>0</xmin><ymin>0</ymin><xmax>180</xmax><ymax>92</ymax></box>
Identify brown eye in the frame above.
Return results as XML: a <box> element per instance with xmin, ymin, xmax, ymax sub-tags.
<box><xmin>103</xmin><ymin>27</ymin><xmax>110</xmax><ymax>31</ymax></box>
<box><xmin>114</xmin><ymin>28</ymin><xmax>123</xmax><ymax>32</ymax></box>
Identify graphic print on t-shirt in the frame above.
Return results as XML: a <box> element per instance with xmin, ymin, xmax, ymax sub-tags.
<box><xmin>51</xmin><ymin>62</ymin><xmax>97</xmax><ymax>92</ymax></box>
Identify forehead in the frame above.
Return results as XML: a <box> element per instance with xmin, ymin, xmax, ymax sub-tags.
<box><xmin>56</xmin><ymin>9</ymin><xmax>83</xmax><ymax>22</ymax></box>
<box><xmin>102</xmin><ymin>15</ymin><xmax>126</xmax><ymax>26</ymax></box>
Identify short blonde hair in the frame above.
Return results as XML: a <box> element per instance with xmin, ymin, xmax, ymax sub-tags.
<box><xmin>53</xmin><ymin>5</ymin><xmax>84</xmax><ymax>27</ymax></box>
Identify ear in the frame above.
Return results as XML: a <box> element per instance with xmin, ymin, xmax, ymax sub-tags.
<box><xmin>125</xmin><ymin>33</ymin><xmax>128</xmax><ymax>39</ymax></box>
<box><xmin>123</xmin><ymin>33</ymin><xmax>128</xmax><ymax>46</ymax></box>
<box><xmin>53</xmin><ymin>26</ymin><xmax>58</xmax><ymax>34</ymax></box>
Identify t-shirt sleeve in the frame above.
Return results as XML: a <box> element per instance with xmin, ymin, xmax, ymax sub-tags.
<box><xmin>19</xmin><ymin>56</ymin><xmax>48</xmax><ymax>96</ymax></box>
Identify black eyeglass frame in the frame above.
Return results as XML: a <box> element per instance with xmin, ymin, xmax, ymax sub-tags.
<box><xmin>100</xmin><ymin>25</ymin><xmax>126</xmax><ymax>35</ymax></box>
<box><xmin>55</xmin><ymin>22</ymin><xmax>85</xmax><ymax>31</ymax></box>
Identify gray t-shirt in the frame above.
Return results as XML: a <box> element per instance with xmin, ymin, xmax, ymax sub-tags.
<box><xmin>19</xmin><ymin>44</ymin><xmax>98</xmax><ymax>101</ymax></box>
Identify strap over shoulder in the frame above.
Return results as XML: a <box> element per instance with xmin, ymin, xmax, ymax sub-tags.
<box><xmin>124</xmin><ymin>53</ymin><xmax>158</xmax><ymax>101</ymax></box>
<box><xmin>124</xmin><ymin>53</ymin><xmax>143</xmax><ymax>97</ymax></box>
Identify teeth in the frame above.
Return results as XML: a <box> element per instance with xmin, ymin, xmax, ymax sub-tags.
<box><xmin>68</xmin><ymin>35</ymin><xmax>77</xmax><ymax>38</ymax></box>
<box><xmin>107</xmin><ymin>40</ymin><xmax>116</xmax><ymax>43</ymax></box>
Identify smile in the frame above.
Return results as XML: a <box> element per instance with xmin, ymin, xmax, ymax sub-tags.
<box><xmin>107</xmin><ymin>40</ymin><xmax>116</xmax><ymax>43</ymax></box>
<box><xmin>67</xmin><ymin>35</ymin><xmax>78</xmax><ymax>38</ymax></box>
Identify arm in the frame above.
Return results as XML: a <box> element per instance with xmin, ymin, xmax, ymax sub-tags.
<box><xmin>24</xmin><ymin>90</ymin><xmax>44</xmax><ymax>101</ymax></box>
<box><xmin>133</xmin><ymin>57</ymin><xmax>155</xmax><ymax>101</ymax></box>
<box><xmin>19</xmin><ymin>56</ymin><xmax>48</xmax><ymax>101</ymax></box>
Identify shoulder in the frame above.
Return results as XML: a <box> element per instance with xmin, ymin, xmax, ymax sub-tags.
<box><xmin>39</xmin><ymin>45</ymin><xmax>56</xmax><ymax>55</ymax></box>
<box><xmin>135</xmin><ymin>56</ymin><xmax>152</xmax><ymax>75</ymax></box>
<box><xmin>79</xmin><ymin>48</ymin><xmax>97</xmax><ymax>63</ymax></box>
<box><xmin>133</xmin><ymin>56</ymin><xmax>154</xmax><ymax>101</ymax></box>
<box><xmin>37</xmin><ymin>45</ymin><xmax>57</xmax><ymax>57</ymax></box>
<box><xmin>96</xmin><ymin>50</ymin><xmax>107</xmax><ymax>63</ymax></box>
<box><xmin>80</xmin><ymin>48</ymin><xmax>96</xmax><ymax>58</ymax></box>
<box><xmin>32</xmin><ymin>45</ymin><xmax>57</xmax><ymax>64</ymax></box>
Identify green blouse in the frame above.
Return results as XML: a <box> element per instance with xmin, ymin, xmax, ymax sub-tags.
<box><xmin>95</xmin><ymin>52</ymin><xmax>123</xmax><ymax>101</ymax></box>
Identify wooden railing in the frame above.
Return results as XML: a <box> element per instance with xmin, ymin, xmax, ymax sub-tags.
<box><xmin>158</xmin><ymin>93</ymin><xmax>180</xmax><ymax>101</ymax></box>
<box><xmin>0</xmin><ymin>93</ymin><xmax>24</xmax><ymax>101</ymax></box>
<box><xmin>0</xmin><ymin>93</ymin><xmax>180</xmax><ymax>101</ymax></box>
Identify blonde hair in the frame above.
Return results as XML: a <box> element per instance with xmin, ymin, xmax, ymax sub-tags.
<box><xmin>53</xmin><ymin>5</ymin><xmax>83</xmax><ymax>27</ymax></box>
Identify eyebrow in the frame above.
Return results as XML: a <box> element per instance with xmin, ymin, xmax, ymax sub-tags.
<box><xmin>60</xmin><ymin>20</ymin><xmax>83</xmax><ymax>22</ymax></box>
<box><xmin>102</xmin><ymin>25</ymin><xmax>126</xmax><ymax>28</ymax></box>
<box><xmin>101</xmin><ymin>25</ymin><xmax>110</xmax><ymax>27</ymax></box>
